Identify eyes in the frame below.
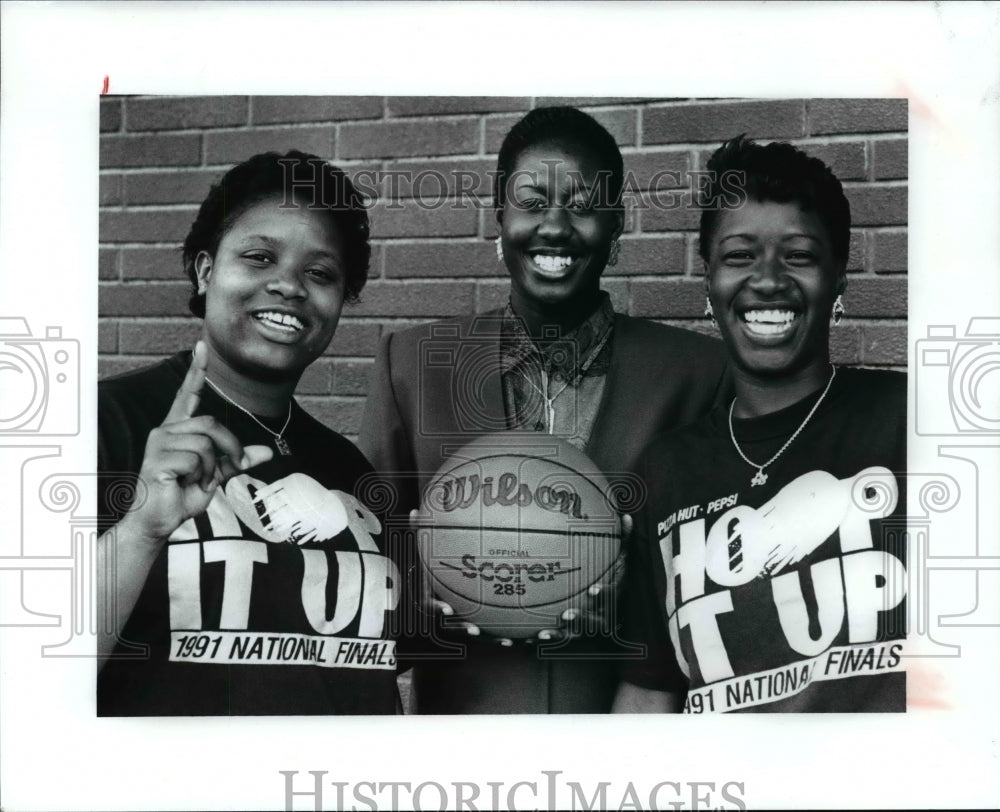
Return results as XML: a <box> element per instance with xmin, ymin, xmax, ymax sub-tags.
<box><xmin>510</xmin><ymin>191</ymin><xmax>598</xmax><ymax>214</ymax></box>
<box><xmin>719</xmin><ymin>248</ymin><xmax>820</xmax><ymax>267</ymax></box>
<box><xmin>241</xmin><ymin>250</ymin><xmax>344</xmax><ymax>286</ymax></box>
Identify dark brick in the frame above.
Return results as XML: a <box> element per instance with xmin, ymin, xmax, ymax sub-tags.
<box><xmin>118</xmin><ymin>319</ymin><xmax>202</xmax><ymax>353</ymax></box>
<box><xmin>295</xmin><ymin>359</ymin><xmax>332</xmax><ymax>395</ymax></box>
<box><xmin>99</xmin><ymin>174</ymin><xmax>122</xmax><ymax>206</ymax></box>
<box><xmin>846</xmin><ymin>185</ymin><xmax>907</xmax><ymax>226</ymax></box>
<box><xmin>476</xmin><ymin>280</ymin><xmax>512</xmax><ymax>312</ymax></box>
<box><xmin>123</xmin><ymin>169</ymin><xmax>223</xmax><ymax>205</ymax></box>
<box><xmin>639</xmin><ymin>191</ymin><xmax>701</xmax><ymax>232</ymax></box>
<box><xmin>297</xmin><ymin>397</ymin><xmax>365</xmax><ymax>435</ymax></box>
<box><xmin>100</xmin><ymin>134</ymin><xmax>202</xmax><ymax>168</ymax></box>
<box><xmin>860</xmin><ymin>323</ymin><xmax>908</xmax><ymax>365</ymax></box>
<box><xmin>331</xmin><ymin>360</ymin><xmax>373</xmax><ymax>395</ymax></box>
<box><xmin>871</xmin><ymin>230</ymin><xmax>907</xmax><ymax>272</ymax></box>
<box><xmin>611</xmin><ymin>235</ymin><xmax>686</xmax><ymax>276</ymax></box>
<box><xmin>484</xmin><ymin>114</ymin><xmax>525</xmax><ymax>154</ymax></box>
<box><xmin>368</xmin><ymin>199</ymin><xmax>478</xmax><ymax>239</ymax></box>
<box><xmin>204</xmin><ymin>127</ymin><xmax>333</xmax><ymax>166</ymax></box>
<box><xmin>847</xmin><ymin>230</ymin><xmax>866</xmax><ymax>272</ymax></box>
<box><xmin>844</xmin><ymin>277</ymin><xmax>907</xmax><ymax>317</ymax></box>
<box><xmin>121</xmin><ymin>247</ymin><xmax>183</xmax><ymax>280</ymax></box>
<box><xmin>809</xmin><ymin>98</ymin><xmax>907</xmax><ymax>135</ymax></box>
<box><xmin>366</xmin><ymin>243</ymin><xmax>384</xmax><ymax>280</ymax></box>
<box><xmin>830</xmin><ymin>324</ymin><xmax>863</xmax><ymax>365</ymax></box>
<box><xmin>99</xmin><ymin>249</ymin><xmax>120</xmax><ymax>280</ymax></box>
<box><xmin>350</xmin><ymin>281</ymin><xmax>475</xmax><ymax>317</ymax></box>
<box><xmin>127</xmin><ymin>96</ymin><xmax>248</xmax><ymax>131</ymax></box>
<box><xmin>622</xmin><ymin>150</ymin><xmax>691</xmax><ymax>193</ymax></box>
<box><xmin>537</xmin><ymin>97</ymin><xmax>654</xmax><ymax>108</ymax></box>
<box><xmin>645</xmin><ymin>100</ymin><xmax>805</xmax><ymax>145</ymax></box>
<box><xmin>321</xmin><ymin>321</ymin><xmax>381</xmax><ymax>357</ymax></box>
<box><xmin>339</xmin><ymin>119</ymin><xmax>479</xmax><ymax>160</ymax></box>
<box><xmin>589</xmin><ymin>108</ymin><xmax>638</xmax><ymax>147</ymax></box>
<box><xmin>481</xmin><ymin>209</ymin><xmax>500</xmax><ymax>239</ymax></box>
<box><xmin>98</xmin><ymin>321</ymin><xmax>118</xmax><ymax>353</ymax></box>
<box><xmin>99</xmin><ymin>283</ymin><xmax>191</xmax><ymax>316</ymax></box>
<box><xmin>100</xmin><ymin>210</ymin><xmax>196</xmax><ymax>243</ymax></box>
<box><xmin>872</xmin><ymin>138</ymin><xmax>908</xmax><ymax>180</ymax></box>
<box><xmin>100</xmin><ymin>98</ymin><xmax>122</xmax><ymax>133</ymax></box>
<box><xmin>630</xmin><ymin>278</ymin><xmax>707</xmax><ymax>318</ymax></box>
<box><xmin>801</xmin><ymin>141</ymin><xmax>868</xmax><ymax>181</ymax></box>
<box><xmin>384</xmin><ymin>241</ymin><xmax>501</xmax><ymax>278</ymax></box>
<box><xmin>99</xmin><ymin>357</ymin><xmax>159</xmax><ymax>380</ymax></box>
<box><xmin>382</xmin><ymin>157</ymin><xmax>495</xmax><ymax>200</ymax></box>
<box><xmin>252</xmin><ymin>96</ymin><xmax>383</xmax><ymax>125</ymax></box>
<box><xmin>388</xmin><ymin>97</ymin><xmax>529</xmax><ymax>117</ymax></box>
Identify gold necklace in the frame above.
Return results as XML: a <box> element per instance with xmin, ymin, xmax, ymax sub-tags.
<box><xmin>728</xmin><ymin>365</ymin><xmax>837</xmax><ymax>487</ymax></box>
<box><xmin>204</xmin><ymin>377</ymin><xmax>293</xmax><ymax>456</ymax></box>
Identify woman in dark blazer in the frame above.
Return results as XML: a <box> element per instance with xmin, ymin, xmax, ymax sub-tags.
<box><xmin>359</xmin><ymin>106</ymin><xmax>729</xmax><ymax>713</ymax></box>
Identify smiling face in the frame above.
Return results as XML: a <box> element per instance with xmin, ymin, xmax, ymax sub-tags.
<box><xmin>195</xmin><ymin>195</ymin><xmax>347</xmax><ymax>384</ymax></box>
<box><xmin>498</xmin><ymin>142</ymin><xmax>623</xmax><ymax>318</ymax></box>
<box><xmin>706</xmin><ymin>198</ymin><xmax>845</xmax><ymax>381</ymax></box>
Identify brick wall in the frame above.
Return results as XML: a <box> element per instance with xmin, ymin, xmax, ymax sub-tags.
<box><xmin>99</xmin><ymin>96</ymin><xmax>908</xmax><ymax>437</ymax></box>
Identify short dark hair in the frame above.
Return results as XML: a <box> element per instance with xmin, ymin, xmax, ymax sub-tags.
<box><xmin>698</xmin><ymin>135</ymin><xmax>852</xmax><ymax>267</ymax></box>
<box><xmin>182</xmin><ymin>150</ymin><xmax>371</xmax><ymax>316</ymax></box>
<box><xmin>493</xmin><ymin>106</ymin><xmax>624</xmax><ymax>210</ymax></box>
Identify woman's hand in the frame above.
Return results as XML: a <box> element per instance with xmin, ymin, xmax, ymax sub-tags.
<box><xmin>531</xmin><ymin>513</ymin><xmax>632</xmax><ymax>644</ymax></box>
<box><xmin>121</xmin><ymin>341</ymin><xmax>273</xmax><ymax>544</ymax></box>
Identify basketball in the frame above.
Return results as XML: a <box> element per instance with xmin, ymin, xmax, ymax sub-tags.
<box><xmin>416</xmin><ymin>433</ymin><xmax>622</xmax><ymax>639</ymax></box>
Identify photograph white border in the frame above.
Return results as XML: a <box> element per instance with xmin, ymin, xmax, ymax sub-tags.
<box><xmin>1</xmin><ymin>2</ymin><xmax>998</xmax><ymax>810</ymax></box>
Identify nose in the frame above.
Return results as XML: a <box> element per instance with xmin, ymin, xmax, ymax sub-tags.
<box><xmin>747</xmin><ymin>251</ymin><xmax>789</xmax><ymax>294</ymax></box>
<box><xmin>537</xmin><ymin>205</ymin><xmax>572</xmax><ymax>240</ymax></box>
<box><xmin>265</xmin><ymin>263</ymin><xmax>307</xmax><ymax>299</ymax></box>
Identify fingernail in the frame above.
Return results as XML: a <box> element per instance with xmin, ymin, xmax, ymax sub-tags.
<box><xmin>561</xmin><ymin>609</ymin><xmax>578</xmax><ymax>621</ymax></box>
<box><xmin>239</xmin><ymin>454</ymin><xmax>252</xmax><ymax>469</ymax></box>
<box><xmin>499</xmin><ymin>639</ymin><xmax>513</xmax><ymax>647</ymax></box>
<box><xmin>588</xmin><ymin>585</ymin><xmax>602</xmax><ymax>597</ymax></box>
<box><xmin>538</xmin><ymin>630</ymin><xmax>552</xmax><ymax>641</ymax></box>
<box><xmin>466</xmin><ymin>625</ymin><xmax>480</xmax><ymax>637</ymax></box>
<box><xmin>439</xmin><ymin>604</ymin><xmax>453</xmax><ymax>616</ymax></box>
<box><xmin>194</xmin><ymin>340</ymin><xmax>204</xmax><ymax>359</ymax></box>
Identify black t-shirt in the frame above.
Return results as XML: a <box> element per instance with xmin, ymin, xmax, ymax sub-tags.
<box><xmin>98</xmin><ymin>353</ymin><xmax>400</xmax><ymax>715</ymax></box>
<box><xmin>622</xmin><ymin>368</ymin><xmax>907</xmax><ymax>712</ymax></box>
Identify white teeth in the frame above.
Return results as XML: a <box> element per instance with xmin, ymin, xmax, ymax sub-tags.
<box><xmin>256</xmin><ymin>312</ymin><xmax>303</xmax><ymax>331</ymax></box>
<box><xmin>531</xmin><ymin>254</ymin><xmax>574</xmax><ymax>272</ymax></box>
<box><xmin>742</xmin><ymin>309</ymin><xmax>796</xmax><ymax>336</ymax></box>
<box><xmin>743</xmin><ymin>309</ymin><xmax>795</xmax><ymax>324</ymax></box>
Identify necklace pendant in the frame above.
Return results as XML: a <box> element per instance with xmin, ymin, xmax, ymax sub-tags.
<box><xmin>274</xmin><ymin>436</ymin><xmax>292</xmax><ymax>456</ymax></box>
<box><xmin>751</xmin><ymin>469</ymin><xmax>768</xmax><ymax>487</ymax></box>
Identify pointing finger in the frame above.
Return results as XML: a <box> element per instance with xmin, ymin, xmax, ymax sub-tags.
<box><xmin>165</xmin><ymin>341</ymin><xmax>208</xmax><ymax>424</ymax></box>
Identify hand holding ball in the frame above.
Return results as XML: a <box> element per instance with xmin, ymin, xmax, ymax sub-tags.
<box><xmin>415</xmin><ymin>433</ymin><xmax>622</xmax><ymax>639</ymax></box>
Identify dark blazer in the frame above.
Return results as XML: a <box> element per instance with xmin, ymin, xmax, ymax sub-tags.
<box><xmin>359</xmin><ymin>310</ymin><xmax>730</xmax><ymax>713</ymax></box>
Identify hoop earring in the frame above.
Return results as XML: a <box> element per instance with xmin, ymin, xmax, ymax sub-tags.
<box><xmin>832</xmin><ymin>294</ymin><xmax>845</xmax><ymax>326</ymax></box>
<box><xmin>705</xmin><ymin>297</ymin><xmax>716</xmax><ymax>325</ymax></box>
<box><xmin>495</xmin><ymin>236</ymin><xmax>504</xmax><ymax>263</ymax></box>
<box><xmin>607</xmin><ymin>239</ymin><xmax>620</xmax><ymax>267</ymax></box>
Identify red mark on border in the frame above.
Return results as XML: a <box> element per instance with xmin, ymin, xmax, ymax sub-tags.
<box><xmin>101</xmin><ymin>76</ymin><xmax>109</xmax><ymax>95</ymax></box>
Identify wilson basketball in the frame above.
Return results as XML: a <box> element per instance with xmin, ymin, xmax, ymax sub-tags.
<box><xmin>416</xmin><ymin>433</ymin><xmax>622</xmax><ymax>639</ymax></box>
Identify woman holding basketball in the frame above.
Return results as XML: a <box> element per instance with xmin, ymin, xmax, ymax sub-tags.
<box><xmin>97</xmin><ymin>151</ymin><xmax>401</xmax><ymax>715</ymax></box>
<box><xmin>360</xmin><ymin>107</ymin><xmax>729</xmax><ymax>713</ymax></box>
<box><xmin>615</xmin><ymin>136</ymin><xmax>907</xmax><ymax>713</ymax></box>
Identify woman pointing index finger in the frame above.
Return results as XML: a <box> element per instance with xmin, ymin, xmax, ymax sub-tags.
<box><xmin>97</xmin><ymin>151</ymin><xmax>402</xmax><ymax>716</ymax></box>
